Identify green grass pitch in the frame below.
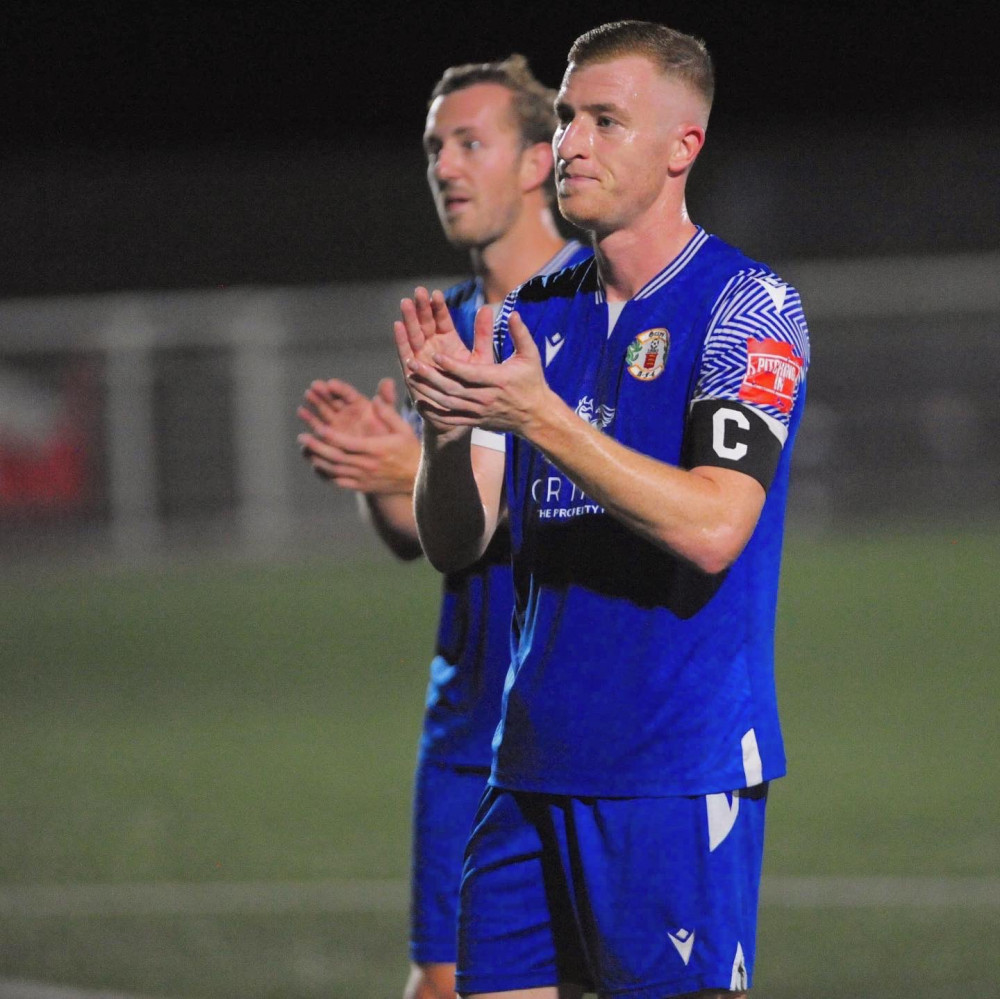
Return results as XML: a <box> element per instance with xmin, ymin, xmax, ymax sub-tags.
<box><xmin>1</xmin><ymin>527</ymin><xmax>997</xmax><ymax>997</ymax></box>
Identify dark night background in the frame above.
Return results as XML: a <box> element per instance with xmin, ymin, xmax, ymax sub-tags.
<box><xmin>1</xmin><ymin>0</ymin><xmax>997</xmax><ymax>295</ymax></box>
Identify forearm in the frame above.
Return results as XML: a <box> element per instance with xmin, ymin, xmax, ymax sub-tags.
<box><xmin>524</xmin><ymin>389</ymin><xmax>762</xmax><ymax>575</ymax></box>
<box><xmin>359</xmin><ymin>492</ymin><xmax>423</xmax><ymax>561</ymax></box>
<box><xmin>413</xmin><ymin>427</ymin><xmax>493</xmax><ymax>573</ymax></box>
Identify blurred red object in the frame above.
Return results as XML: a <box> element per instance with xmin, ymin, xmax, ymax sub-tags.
<box><xmin>0</xmin><ymin>362</ymin><xmax>95</xmax><ymax>515</ymax></box>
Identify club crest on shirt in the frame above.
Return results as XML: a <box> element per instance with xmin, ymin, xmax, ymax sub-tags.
<box><xmin>625</xmin><ymin>328</ymin><xmax>670</xmax><ymax>381</ymax></box>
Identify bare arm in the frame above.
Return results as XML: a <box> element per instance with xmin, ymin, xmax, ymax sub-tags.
<box><xmin>360</xmin><ymin>495</ymin><xmax>422</xmax><ymax>562</ymax></box>
<box><xmin>394</xmin><ymin>289</ymin><xmax>506</xmax><ymax>572</ymax></box>
<box><xmin>404</xmin><ymin>304</ymin><xmax>763</xmax><ymax>575</ymax></box>
<box><xmin>505</xmin><ymin>386</ymin><xmax>763</xmax><ymax>574</ymax></box>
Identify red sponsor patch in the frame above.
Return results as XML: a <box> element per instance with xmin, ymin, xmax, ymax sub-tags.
<box><xmin>739</xmin><ymin>338</ymin><xmax>803</xmax><ymax>413</ymax></box>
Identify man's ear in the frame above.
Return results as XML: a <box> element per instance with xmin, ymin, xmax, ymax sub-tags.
<box><xmin>668</xmin><ymin>122</ymin><xmax>706</xmax><ymax>176</ymax></box>
<box><xmin>519</xmin><ymin>141</ymin><xmax>555</xmax><ymax>194</ymax></box>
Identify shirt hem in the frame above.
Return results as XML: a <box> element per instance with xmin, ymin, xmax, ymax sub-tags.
<box><xmin>418</xmin><ymin>745</ymin><xmax>494</xmax><ymax>772</ymax></box>
<box><xmin>489</xmin><ymin>765</ymin><xmax>786</xmax><ymax>798</ymax></box>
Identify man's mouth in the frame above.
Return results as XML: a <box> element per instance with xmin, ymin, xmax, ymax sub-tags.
<box><xmin>442</xmin><ymin>193</ymin><xmax>472</xmax><ymax>213</ymax></box>
<box><xmin>558</xmin><ymin>173</ymin><xmax>596</xmax><ymax>190</ymax></box>
<box><xmin>557</xmin><ymin>164</ymin><xmax>595</xmax><ymax>183</ymax></box>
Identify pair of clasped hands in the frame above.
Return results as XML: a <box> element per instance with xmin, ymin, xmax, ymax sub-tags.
<box><xmin>394</xmin><ymin>286</ymin><xmax>546</xmax><ymax>438</ymax></box>
<box><xmin>297</xmin><ymin>287</ymin><xmax>545</xmax><ymax>495</ymax></box>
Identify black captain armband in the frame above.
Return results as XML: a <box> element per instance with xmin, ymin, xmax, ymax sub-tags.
<box><xmin>683</xmin><ymin>399</ymin><xmax>784</xmax><ymax>490</ymax></box>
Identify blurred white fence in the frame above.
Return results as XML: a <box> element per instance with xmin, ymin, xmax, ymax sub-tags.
<box><xmin>1</xmin><ymin>252</ymin><xmax>998</xmax><ymax>564</ymax></box>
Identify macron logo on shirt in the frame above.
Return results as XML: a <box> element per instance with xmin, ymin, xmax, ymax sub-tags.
<box><xmin>545</xmin><ymin>332</ymin><xmax>565</xmax><ymax>366</ymax></box>
<box><xmin>756</xmin><ymin>275</ymin><xmax>787</xmax><ymax>312</ymax></box>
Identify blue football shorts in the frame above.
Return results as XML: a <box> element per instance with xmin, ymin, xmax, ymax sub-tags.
<box><xmin>456</xmin><ymin>784</ymin><xmax>769</xmax><ymax>997</ymax></box>
<box><xmin>410</xmin><ymin>757</ymin><xmax>491</xmax><ymax>965</ymax></box>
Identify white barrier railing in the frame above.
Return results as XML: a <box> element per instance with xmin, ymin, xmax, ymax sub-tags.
<box><xmin>1</xmin><ymin>253</ymin><xmax>997</xmax><ymax>562</ymax></box>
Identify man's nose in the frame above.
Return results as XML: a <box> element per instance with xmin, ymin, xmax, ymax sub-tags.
<box><xmin>555</xmin><ymin>118</ymin><xmax>588</xmax><ymax>161</ymax></box>
<box><xmin>433</xmin><ymin>145</ymin><xmax>461</xmax><ymax>182</ymax></box>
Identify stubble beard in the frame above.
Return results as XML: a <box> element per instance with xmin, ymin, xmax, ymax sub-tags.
<box><xmin>442</xmin><ymin>199</ymin><xmax>520</xmax><ymax>253</ymax></box>
<box><xmin>434</xmin><ymin>194</ymin><xmax>487</xmax><ymax>250</ymax></box>
<box><xmin>557</xmin><ymin>192</ymin><xmax>605</xmax><ymax>239</ymax></box>
<box><xmin>441</xmin><ymin>218</ymin><xmax>487</xmax><ymax>251</ymax></box>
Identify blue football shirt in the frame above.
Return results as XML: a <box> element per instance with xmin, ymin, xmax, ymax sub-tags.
<box><xmin>488</xmin><ymin>228</ymin><xmax>810</xmax><ymax>796</ymax></box>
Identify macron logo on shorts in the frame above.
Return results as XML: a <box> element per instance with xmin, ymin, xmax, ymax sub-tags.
<box><xmin>706</xmin><ymin>791</ymin><xmax>740</xmax><ymax>852</ymax></box>
<box><xmin>668</xmin><ymin>928</ymin><xmax>695</xmax><ymax>965</ymax></box>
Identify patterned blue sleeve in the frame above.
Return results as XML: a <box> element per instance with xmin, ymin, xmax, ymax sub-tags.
<box><xmin>694</xmin><ymin>269</ymin><xmax>809</xmax><ymax>428</ymax></box>
<box><xmin>685</xmin><ymin>270</ymin><xmax>810</xmax><ymax>488</ymax></box>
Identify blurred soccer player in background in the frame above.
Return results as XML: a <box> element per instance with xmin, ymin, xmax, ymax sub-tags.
<box><xmin>297</xmin><ymin>54</ymin><xmax>589</xmax><ymax>999</ymax></box>
<box><xmin>397</xmin><ymin>20</ymin><xmax>810</xmax><ymax>998</ymax></box>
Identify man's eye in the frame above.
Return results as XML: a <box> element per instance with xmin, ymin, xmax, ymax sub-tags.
<box><xmin>463</xmin><ymin>139</ymin><xmax>482</xmax><ymax>151</ymax></box>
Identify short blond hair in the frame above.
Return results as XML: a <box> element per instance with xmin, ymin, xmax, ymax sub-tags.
<box><xmin>568</xmin><ymin>20</ymin><xmax>714</xmax><ymax>111</ymax></box>
<box><xmin>429</xmin><ymin>54</ymin><xmax>557</xmax><ymax>148</ymax></box>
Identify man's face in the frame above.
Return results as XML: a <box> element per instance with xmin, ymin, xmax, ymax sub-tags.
<box><xmin>553</xmin><ymin>55</ymin><xmax>701</xmax><ymax>237</ymax></box>
<box><xmin>424</xmin><ymin>83</ymin><xmax>527</xmax><ymax>249</ymax></box>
